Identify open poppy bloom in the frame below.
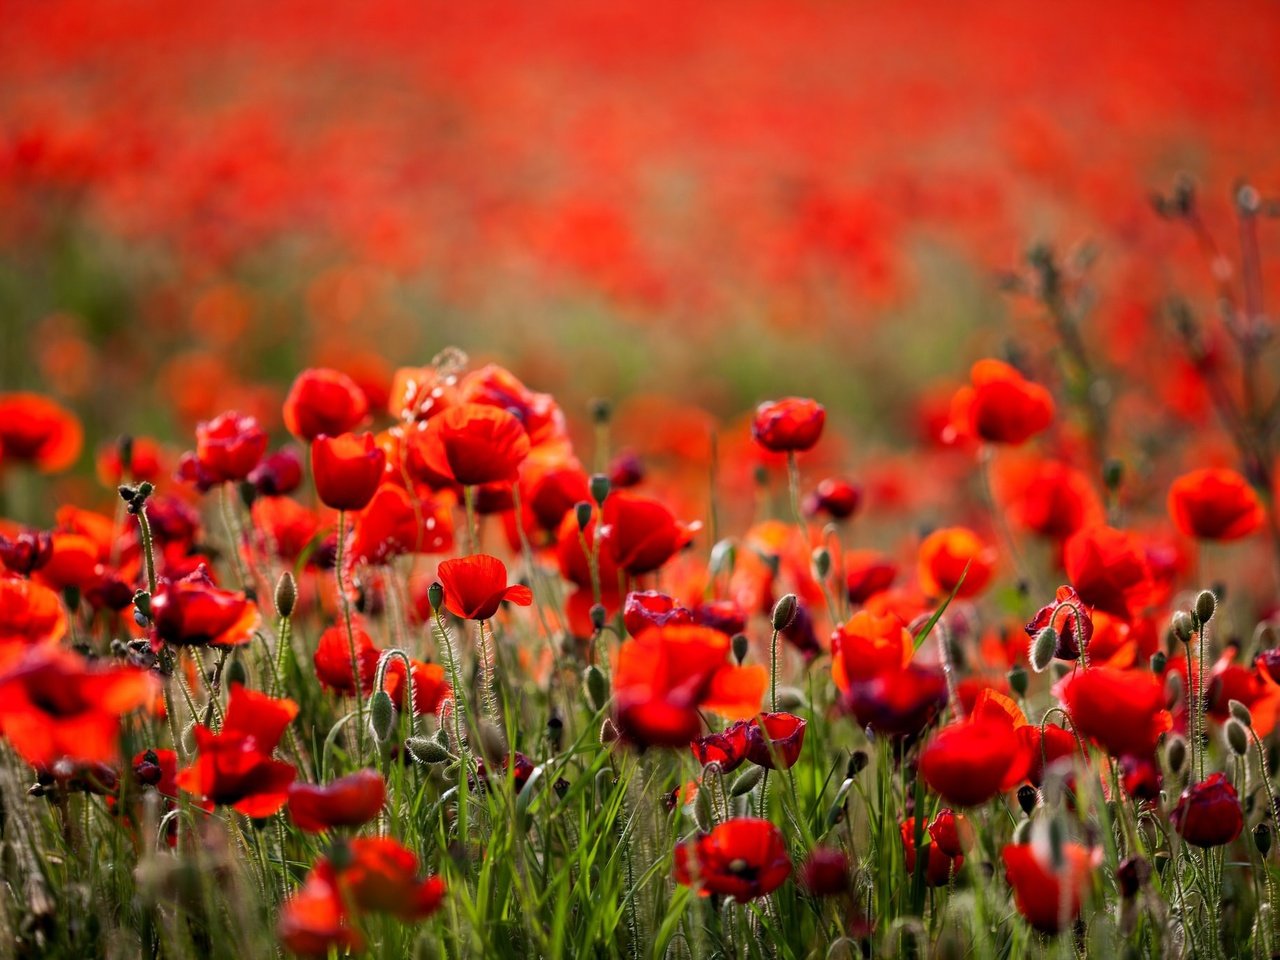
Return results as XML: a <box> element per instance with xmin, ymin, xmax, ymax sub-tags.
<box><xmin>177</xmin><ymin>410</ymin><xmax>267</xmax><ymax>487</ymax></box>
<box><xmin>459</xmin><ymin>363</ymin><xmax>568</xmax><ymax>449</ymax></box>
<box><xmin>1019</xmin><ymin>722</ymin><xmax>1080</xmax><ymax>786</ymax></box>
<box><xmin>0</xmin><ymin>647</ymin><xmax>154</xmax><ymax>766</ymax></box>
<box><xmin>252</xmin><ymin>496</ymin><xmax>322</xmax><ymax>562</ymax></box>
<box><xmin>148</xmin><ymin>565</ymin><xmax>260</xmax><ymax>650</ymax></box>
<box><xmin>1062</xmin><ymin>525</ymin><xmax>1154</xmax><ymax>620</ymax></box>
<box><xmin>248</xmin><ymin>447</ymin><xmax>304</xmax><ymax>496</ymax></box>
<box><xmin>277</xmin><ymin>868</ymin><xmax>363</xmax><ymax>957</ymax></box>
<box><xmin>0</xmin><ymin>575</ymin><xmax>67</xmax><ymax>649</ymax></box>
<box><xmin>284</xmin><ymin>367</ymin><xmax>369</xmax><ymax>442</ymax></box>
<box><xmin>999</xmin><ymin>457</ymin><xmax>1102</xmax><ymax>539</ymax></box>
<box><xmin>1002</xmin><ymin>841</ymin><xmax>1097</xmax><ymax>933</ymax></box>
<box><xmin>623</xmin><ymin>591</ymin><xmax>694</xmax><ymax>637</ymax></box>
<box><xmin>311</xmin><ymin>432</ymin><xmax>386</xmax><ymax>511</ymax></box>
<box><xmin>96</xmin><ymin>436</ymin><xmax>164</xmax><ymax>486</ymax></box>
<box><xmin>800</xmin><ymin>847</ymin><xmax>850</xmax><ymax>896</ymax></box>
<box><xmin>950</xmin><ymin>359</ymin><xmax>1055</xmax><ymax>445</ymax></box>
<box><xmin>920</xmin><ymin>716</ymin><xmax>1031</xmax><ymax>807</ymax></box>
<box><xmin>288</xmin><ymin>769</ymin><xmax>386</xmax><ymax>833</ymax></box>
<box><xmin>900</xmin><ymin>816</ymin><xmax>964</xmax><ymax>886</ymax></box>
<box><xmin>691</xmin><ymin>712</ymin><xmax>807</xmax><ymax>772</ymax></box>
<box><xmin>1060</xmin><ymin>667</ymin><xmax>1172</xmax><ymax>758</ymax></box>
<box><xmin>1167</xmin><ymin>467</ymin><xmax>1264</xmax><ymax>541</ymax></box>
<box><xmin>0</xmin><ymin>392</ymin><xmax>83</xmax><ymax>472</ymax></box>
<box><xmin>347</xmin><ymin>484</ymin><xmax>452</xmax><ymax>565</ymax></box>
<box><xmin>417</xmin><ymin>402</ymin><xmax>531</xmax><ymax>486</ymax></box>
<box><xmin>843</xmin><ymin>663</ymin><xmax>948</xmax><ymax>738</ymax></box>
<box><xmin>0</xmin><ymin>530</ymin><xmax>54</xmax><ymax>576</ymax></box>
<box><xmin>1025</xmin><ymin>585</ymin><xmax>1094</xmax><ymax>662</ymax></box>
<box><xmin>381</xmin><ymin>658</ymin><xmax>450</xmax><ymax>716</ymax></box>
<box><xmin>177</xmin><ymin>684</ymin><xmax>298</xmax><ymax>816</ymax></box>
<box><xmin>436</xmin><ymin>554</ymin><xmax>533</xmax><ymax>620</ymax></box>
<box><xmin>831</xmin><ymin>610</ymin><xmax>913</xmax><ymax>694</ymax></box>
<box><xmin>751</xmin><ymin>397</ymin><xmax>826</xmax><ymax>453</ymax></box>
<box><xmin>314</xmin><ymin>621</ymin><xmax>381</xmax><ymax>695</ymax></box>
<box><xmin>673</xmin><ymin>817</ymin><xmax>792</xmax><ymax>902</ymax></box>
<box><xmin>1171</xmin><ymin>773</ymin><xmax>1243</xmax><ymax>848</ymax></box>
<box><xmin>600</xmin><ymin>492</ymin><xmax>691</xmax><ymax>576</ymax></box>
<box><xmin>917</xmin><ymin>526</ymin><xmax>995</xmax><ymax>599</ymax></box>
<box><xmin>613</xmin><ymin>625</ymin><xmax>767</xmax><ymax>747</ymax></box>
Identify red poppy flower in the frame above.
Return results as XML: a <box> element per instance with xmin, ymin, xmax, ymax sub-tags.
<box><xmin>1061</xmin><ymin>667</ymin><xmax>1172</xmax><ymax>758</ymax></box>
<box><xmin>843</xmin><ymin>663</ymin><xmax>947</xmax><ymax>738</ymax></box>
<box><xmin>1025</xmin><ymin>585</ymin><xmax>1094</xmax><ymax>662</ymax></box>
<box><xmin>804</xmin><ymin>478</ymin><xmax>861</xmax><ymax>520</ymax></box>
<box><xmin>743</xmin><ymin>712</ymin><xmax>807</xmax><ymax>769</ymax></box>
<box><xmin>314</xmin><ymin>621</ymin><xmax>381</xmax><ymax>696</ymax></box>
<box><xmin>251</xmin><ymin>496</ymin><xmax>321</xmax><ymax>562</ymax></box>
<box><xmin>950</xmin><ymin>359</ymin><xmax>1054</xmax><ymax>445</ymax></box>
<box><xmin>555</xmin><ymin>510</ymin><xmax>620</xmax><ymax>592</ymax></box>
<box><xmin>693</xmin><ymin>599</ymin><xmax>747</xmax><ymax>637</ymax></box>
<box><xmin>831</xmin><ymin>611</ymin><xmax>913</xmax><ymax>693</ymax></box>
<box><xmin>1210</xmin><ymin>653</ymin><xmax>1280</xmax><ymax>736</ymax></box>
<box><xmin>928</xmin><ymin>809</ymin><xmax>976</xmax><ymax>857</ymax></box>
<box><xmin>0</xmin><ymin>530</ymin><xmax>54</xmax><ymax>576</ymax></box>
<box><xmin>288</xmin><ymin>769</ymin><xmax>386</xmax><ymax>833</ymax></box>
<box><xmin>999</xmin><ymin>458</ymin><xmax>1101</xmax><ymax>539</ymax></box>
<box><xmin>691</xmin><ymin>722</ymin><xmax>751</xmax><ymax>772</ymax></box>
<box><xmin>348</xmin><ymin>484</ymin><xmax>452</xmax><ymax>566</ymax></box>
<box><xmin>311</xmin><ymin>433</ymin><xmax>386</xmax><ymax>511</ymax></box>
<box><xmin>1018</xmin><ymin>722</ymin><xmax>1079</xmax><ymax>786</ymax></box>
<box><xmin>284</xmin><ymin>368</ymin><xmax>369</xmax><ymax>442</ymax></box>
<box><xmin>1170</xmin><ymin>772</ymin><xmax>1243</xmax><ymax>848</ymax></box>
<box><xmin>436</xmin><ymin>554</ymin><xmax>533</xmax><ymax>621</ymax></box>
<box><xmin>517</xmin><ymin>463</ymin><xmax>591</xmax><ymax>536</ymax></box>
<box><xmin>673</xmin><ymin>818</ymin><xmax>792</xmax><ymax>902</ymax></box>
<box><xmin>601</xmin><ymin>492</ymin><xmax>690</xmax><ymax>576</ymax></box>
<box><xmin>1168</xmin><ymin>468</ymin><xmax>1264</xmax><ymax>541</ymax></box>
<box><xmin>614</xmin><ymin>625</ymin><xmax>767</xmax><ymax>746</ymax></box>
<box><xmin>178</xmin><ymin>410</ymin><xmax>267</xmax><ymax>486</ymax></box>
<box><xmin>843</xmin><ymin>550</ymin><xmax>898</xmax><ymax>605</ymax></box>
<box><xmin>920</xmin><ymin>718</ymin><xmax>1031</xmax><ymax>806</ymax></box>
<box><xmin>900</xmin><ymin>817</ymin><xmax>962</xmax><ymax>886</ymax></box>
<box><xmin>278</xmin><ymin>869</ymin><xmax>363</xmax><ymax>957</ymax></box>
<box><xmin>132</xmin><ymin>748</ymin><xmax>179</xmax><ymax>796</ymax></box>
<box><xmin>148</xmin><ymin>565</ymin><xmax>260</xmax><ymax>650</ymax></box>
<box><xmin>0</xmin><ymin>392</ymin><xmax>83</xmax><ymax>472</ymax></box>
<box><xmin>248</xmin><ymin>447</ymin><xmax>304</xmax><ymax>496</ymax></box>
<box><xmin>338</xmin><ymin>838</ymin><xmax>448</xmax><ymax>920</ymax></box>
<box><xmin>751</xmin><ymin>397</ymin><xmax>826</xmax><ymax>453</ymax></box>
<box><xmin>418</xmin><ymin>403</ymin><xmax>530</xmax><ymax>487</ymax></box>
<box><xmin>0</xmin><ymin>647</ymin><xmax>153</xmax><ymax>766</ymax></box>
<box><xmin>800</xmin><ymin>847</ymin><xmax>850</xmax><ymax>896</ymax></box>
<box><xmin>918</xmin><ymin>526</ymin><xmax>995</xmax><ymax>599</ymax></box>
<box><xmin>1062</xmin><ymin>525</ymin><xmax>1154</xmax><ymax>620</ymax></box>
<box><xmin>177</xmin><ymin>684</ymin><xmax>298</xmax><ymax>816</ymax></box>
<box><xmin>381</xmin><ymin>658</ymin><xmax>450</xmax><ymax>716</ymax></box>
<box><xmin>623</xmin><ymin>591</ymin><xmax>694</xmax><ymax>637</ymax></box>
<box><xmin>458</xmin><ymin>364</ymin><xmax>566</xmax><ymax>449</ymax></box>
<box><xmin>0</xmin><ymin>575</ymin><xmax>66</xmax><ymax>649</ymax></box>
<box><xmin>1120</xmin><ymin>754</ymin><xmax>1162</xmax><ymax>803</ymax></box>
<box><xmin>96</xmin><ymin>436</ymin><xmax>163</xmax><ymax>486</ymax></box>
<box><xmin>1002</xmin><ymin>842</ymin><xmax>1096</xmax><ymax>933</ymax></box>
<box><xmin>32</xmin><ymin>532</ymin><xmax>100</xmax><ymax>593</ymax></box>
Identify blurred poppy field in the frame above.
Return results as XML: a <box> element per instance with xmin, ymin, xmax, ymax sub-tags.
<box><xmin>3</xmin><ymin>1</ymin><xmax>1280</xmax><ymax>957</ymax></box>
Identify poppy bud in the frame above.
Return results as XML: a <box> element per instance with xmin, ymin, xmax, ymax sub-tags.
<box><xmin>1029</xmin><ymin>626</ymin><xmax>1057</xmax><ymax>673</ymax></box>
<box><xmin>1257</xmin><ymin>823</ymin><xmax>1272</xmax><ymax>857</ymax></box>
<box><xmin>589</xmin><ymin>604</ymin><xmax>607</xmax><ymax>632</ymax></box>
<box><xmin>1225</xmin><ymin>719</ymin><xmax>1249</xmax><ymax>757</ymax></box>
<box><xmin>731</xmin><ymin>633</ymin><xmax>749</xmax><ymax>665</ymax></box>
<box><xmin>547</xmin><ymin>714</ymin><xmax>564</xmax><ymax>752</ymax></box>
<box><xmin>583</xmin><ymin>665</ymin><xmax>609</xmax><ymax>712</ymax></box>
<box><xmin>847</xmin><ymin>751</ymin><xmax>869</xmax><ymax>778</ymax></box>
<box><xmin>407</xmin><ymin>737</ymin><xmax>451</xmax><ymax>764</ymax></box>
<box><xmin>224</xmin><ymin>656</ymin><xmax>248</xmax><ymax>689</ymax></box>
<box><xmin>1047</xmin><ymin>817</ymin><xmax>1066</xmax><ymax>870</ymax></box>
<box><xmin>589</xmin><ymin>474</ymin><xmax>611</xmax><ymax>507</ymax></box>
<box><xmin>275</xmin><ymin>572</ymin><xmax>297</xmax><ymax>619</ymax></box>
<box><xmin>1007</xmin><ymin>665</ymin><xmax>1029</xmax><ymax>697</ymax></box>
<box><xmin>369</xmin><ymin>690</ymin><xmax>395</xmax><ymax>743</ymax></box>
<box><xmin>590</xmin><ymin>398</ymin><xmax>612</xmax><ymax>424</ymax></box>
<box><xmin>1016</xmin><ymin>784</ymin><xmax>1037</xmax><ymax>816</ymax></box>
<box><xmin>574</xmin><ymin>501</ymin><xmax>593</xmax><ymax>532</ymax></box>
<box><xmin>118</xmin><ymin>484</ymin><xmax>138</xmax><ymax>505</ymax></box>
<box><xmin>1195</xmin><ymin>590</ymin><xmax>1217</xmax><ymax>624</ymax></box>
<box><xmin>428</xmin><ymin>581</ymin><xmax>444</xmax><ymax>612</ymax></box>
<box><xmin>1229</xmin><ymin>699</ymin><xmax>1254</xmax><ymax>727</ymax></box>
<box><xmin>1102</xmin><ymin>459</ymin><xmax>1124</xmax><ymax>491</ymax></box>
<box><xmin>775</xmin><ymin>687</ymin><xmax>807</xmax><ymax>712</ymax></box>
<box><xmin>811</xmin><ymin>547</ymin><xmax>831</xmax><ymax>580</ymax></box>
<box><xmin>133</xmin><ymin>590</ymin><xmax>152</xmax><ymax>618</ymax></box>
<box><xmin>772</xmin><ymin>594</ymin><xmax>798</xmax><ymax>632</ymax></box>
<box><xmin>1172</xmin><ymin>610</ymin><xmax>1195</xmax><ymax>644</ymax></box>
<box><xmin>599</xmin><ymin>717</ymin><xmax>619</xmax><ymax>744</ymax></box>
<box><xmin>694</xmin><ymin>780</ymin><xmax>716</xmax><ymax>830</ymax></box>
<box><xmin>731</xmin><ymin>766</ymin><xmax>765</xmax><ymax>797</ymax></box>
<box><xmin>1165</xmin><ymin>735</ymin><xmax>1187</xmax><ymax>775</ymax></box>
<box><xmin>1150</xmin><ymin>651</ymin><xmax>1167</xmax><ymax>674</ymax></box>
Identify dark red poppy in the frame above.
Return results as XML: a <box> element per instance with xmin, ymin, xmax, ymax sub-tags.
<box><xmin>0</xmin><ymin>575</ymin><xmax>68</xmax><ymax>649</ymax></box>
<box><xmin>1119</xmin><ymin>754</ymin><xmax>1162</xmax><ymax>803</ymax></box>
<box><xmin>1002</xmin><ymin>842</ymin><xmax>1096</xmax><ymax>933</ymax></box>
<box><xmin>176</xmin><ymin>684</ymin><xmax>298</xmax><ymax>816</ymax></box>
<box><xmin>800</xmin><ymin>847</ymin><xmax>850</xmax><ymax>896</ymax></box>
<box><xmin>780</xmin><ymin>601</ymin><xmax>823</xmax><ymax>660</ymax></box>
<box><xmin>1018</xmin><ymin>722</ymin><xmax>1079</xmax><ymax>786</ymax></box>
<box><xmin>0</xmin><ymin>392</ymin><xmax>83</xmax><ymax>472</ymax></box>
<box><xmin>248</xmin><ymin>447</ymin><xmax>304</xmax><ymax>496</ymax></box>
<box><xmin>178</xmin><ymin>410</ymin><xmax>267</xmax><ymax>486</ymax></box>
<box><xmin>1062</xmin><ymin>525</ymin><xmax>1154</xmax><ymax>620</ymax></box>
<box><xmin>843</xmin><ymin>550</ymin><xmax>897</xmax><ymax>604</ymax></box>
<box><xmin>744</xmin><ymin>712</ymin><xmax>807</xmax><ymax>769</ymax></box>
<box><xmin>1061</xmin><ymin>667</ymin><xmax>1172</xmax><ymax>758</ymax></box>
<box><xmin>920</xmin><ymin>718</ymin><xmax>1030</xmax><ymax>806</ymax></box>
<box><xmin>0</xmin><ymin>647</ymin><xmax>153</xmax><ymax>766</ymax></box>
<box><xmin>693</xmin><ymin>599</ymin><xmax>747</xmax><ymax>637</ymax></box>
<box><xmin>1025</xmin><ymin>585</ymin><xmax>1094</xmax><ymax>661</ymax></box>
<box><xmin>601</xmin><ymin>492</ymin><xmax>689</xmax><ymax>576</ymax></box>
<box><xmin>624</xmin><ymin>591</ymin><xmax>694</xmax><ymax>637</ymax></box>
<box><xmin>1168</xmin><ymin>468</ymin><xmax>1264</xmax><ymax>541</ymax></box>
<box><xmin>673</xmin><ymin>817</ymin><xmax>792</xmax><ymax>902</ymax></box>
<box><xmin>608</xmin><ymin>451</ymin><xmax>645</xmax><ymax>488</ymax></box>
<box><xmin>132</xmin><ymin>748</ymin><xmax>179</xmax><ymax>795</ymax></box>
<box><xmin>314</xmin><ymin>621</ymin><xmax>381</xmax><ymax>696</ymax></box>
<box><xmin>950</xmin><ymin>359</ymin><xmax>1054</xmax><ymax>445</ymax></box>
<box><xmin>0</xmin><ymin>530</ymin><xmax>53</xmax><ymax>576</ymax></box>
<box><xmin>470</xmin><ymin>752</ymin><xmax>539</xmax><ymax>793</ymax></box>
<box><xmin>436</xmin><ymin>554</ymin><xmax>533</xmax><ymax>621</ymax></box>
<box><xmin>843</xmin><ymin>663</ymin><xmax>947</xmax><ymax>738</ymax></box>
<box><xmin>284</xmin><ymin>367</ymin><xmax>369</xmax><ymax>442</ymax></box>
<box><xmin>287</xmin><ymin>769</ymin><xmax>386</xmax><ymax>833</ymax></box>
<box><xmin>918</xmin><ymin>526</ymin><xmax>995</xmax><ymax>599</ymax></box>
<box><xmin>311</xmin><ymin>433</ymin><xmax>386</xmax><ymax>511</ymax></box>
<box><xmin>900</xmin><ymin>817</ymin><xmax>962</xmax><ymax>886</ymax></box>
<box><xmin>804</xmin><ymin>478</ymin><xmax>861</xmax><ymax>520</ymax></box>
<box><xmin>1171</xmin><ymin>773</ymin><xmax>1243</xmax><ymax>848</ymax></box>
<box><xmin>691</xmin><ymin>723</ymin><xmax>750</xmax><ymax>772</ymax></box>
<box><xmin>148</xmin><ymin>565</ymin><xmax>260</xmax><ymax>650</ymax></box>
<box><xmin>418</xmin><ymin>403</ymin><xmax>530</xmax><ymax>486</ymax></box>
<box><xmin>751</xmin><ymin>397</ymin><xmax>826</xmax><ymax>453</ymax></box>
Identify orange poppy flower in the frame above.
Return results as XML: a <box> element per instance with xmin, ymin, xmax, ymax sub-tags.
<box><xmin>436</xmin><ymin>554</ymin><xmax>533</xmax><ymax>621</ymax></box>
<box><xmin>830</xmin><ymin>610</ymin><xmax>913</xmax><ymax>693</ymax></box>
<box><xmin>950</xmin><ymin>359</ymin><xmax>1054</xmax><ymax>446</ymax></box>
<box><xmin>0</xmin><ymin>575</ymin><xmax>66</xmax><ymax>649</ymax></box>
<box><xmin>917</xmin><ymin>526</ymin><xmax>995</xmax><ymax>598</ymax></box>
<box><xmin>1167</xmin><ymin>467</ymin><xmax>1264</xmax><ymax>541</ymax></box>
<box><xmin>1002</xmin><ymin>842</ymin><xmax>1096</xmax><ymax>933</ymax></box>
<box><xmin>417</xmin><ymin>403</ymin><xmax>530</xmax><ymax>487</ymax></box>
<box><xmin>0</xmin><ymin>392</ymin><xmax>83</xmax><ymax>472</ymax></box>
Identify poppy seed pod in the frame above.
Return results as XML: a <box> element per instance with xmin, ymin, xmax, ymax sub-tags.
<box><xmin>1256</xmin><ymin>823</ymin><xmax>1272</xmax><ymax>857</ymax></box>
<box><xmin>1029</xmin><ymin>626</ymin><xmax>1057</xmax><ymax>673</ymax></box>
<box><xmin>1172</xmin><ymin>610</ymin><xmax>1195</xmax><ymax>644</ymax></box>
<box><xmin>589</xmin><ymin>474</ymin><xmax>610</xmax><ymax>507</ymax></box>
<box><xmin>369</xmin><ymin>691</ymin><xmax>395</xmax><ymax>743</ymax></box>
<box><xmin>731</xmin><ymin>633</ymin><xmax>749</xmax><ymax>665</ymax></box>
<box><xmin>772</xmin><ymin>594</ymin><xmax>798</xmax><ymax>632</ymax></box>
<box><xmin>275</xmin><ymin>572</ymin><xmax>297</xmax><ymax>619</ymax></box>
<box><xmin>574</xmin><ymin>501</ymin><xmax>593</xmax><ymax>531</ymax></box>
<box><xmin>1195</xmin><ymin>590</ymin><xmax>1217</xmax><ymax>624</ymax></box>
<box><xmin>427</xmin><ymin>581</ymin><xmax>444</xmax><ymax>612</ymax></box>
<box><xmin>1225</xmin><ymin>719</ymin><xmax>1250</xmax><ymax>757</ymax></box>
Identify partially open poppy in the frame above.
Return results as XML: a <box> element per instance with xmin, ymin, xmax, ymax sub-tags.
<box><xmin>843</xmin><ymin>550</ymin><xmax>897</xmax><ymax>605</ymax></box>
<box><xmin>1061</xmin><ymin>667</ymin><xmax>1172</xmax><ymax>758</ymax></box>
<box><xmin>843</xmin><ymin>663</ymin><xmax>947</xmax><ymax>738</ymax></box>
<box><xmin>751</xmin><ymin>397</ymin><xmax>826</xmax><ymax>453</ymax></box>
<box><xmin>917</xmin><ymin>526</ymin><xmax>995</xmax><ymax>599</ymax></box>
<box><xmin>799</xmin><ymin>847</ymin><xmax>850</xmax><ymax>896</ymax></box>
<box><xmin>1168</xmin><ymin>467</ymin><xmax>1264</xmax><ymax>541</ymax></box>
<box><xmin>314</xmin><ymin>620</ymin><xmax>381</xmax><ymax>696</ymax></box>
<box><xmin>381</xmin><ymin>658</ymin><xmax>450</xmax><ymax>716</ymax></box>
<box><xmin>1171</xmin><ymin>773</ymin><xmax>1243</xmax><ymax>848</ymax></box>
<box><xmin>1025</xmin><ymin>585</ymin><xmax>1094</xmax><ymax>662</ymax></box>
<box><xmin>436</xmin><ymin>554</ymin><xmax>533</xmax><ymax>621</ymax></box>
<box><xmin>1002</xmin><ymin>841</ymin><xmax>1096</xmax><ymax>933</ymax></box>
<box><xmin>623</xmin><ymin>591</ymin><xmax>694</xmax><ymax>637</ymax></box>
<box><xmin>284</xmin><ymin>368</ymin><xmax>369</xmax><ymax>442</ymax></box>
<box><xmin>149</xmin><ymin>565</ymin><xmax>260</xmax><ymax>650</ymax></box>
<box><xmin>311</xmin><ymin>432</ymin><xmax>386</xmax><ymax>511</ymax></box>
<box><xmin>900</xmin><ymin>816</ymin><xmax>963</xmax><ymax>886</ymax></box>
<box><xmin>178</xmin><ymin>410</ymin><xmax>267</xmax><ymax>487</ymax></box>
<box><xmin>0</xmin><ymin>575</ymin><xmax>67</xmax><ymax>648</ymax></box>
<box><xmin>804</xmin><ymin>478</ymin><xmax>861</xmax><ymax>520</ymax></box>
<box><xmin>950</xmin><ymin>359</ymin><xmax>1054</xmax><ymax>445</ymax></box>
<box><xmin>0</xmin><ymin>530</ymin><xmax>54</xmax><ymax>576</ymax></box>
<box><xmin>287</xmin><ymin>769</ymin><xmax>386</xmax><ymax>833</ymax></box>
<box><xmin>417</xmin><ymin>403</ymin><xmax>530</xmax><ymax>486</ymax></box>
<box><xmin>248</xmin><ymin>447</ymin><xmax>304</xmax><ymax>496</ymax></box>
<box><xmin>673</xmin><ymin>817</ymin><xmax>792</xmax><ymax>902</ymax></box>
<box><xmin>0</xmin><ymin>392</ymin><xmax>83</xmax><ymax>472</ymax></box>
<box><xmin>743</xmin><ymin>712</ymin><xmax>807</xmax><ymax>769</ymax></box>
<box><xmin>347</xmin><ymin>484</ymin><xmax>452</xmax><ymax>565</ymax></box>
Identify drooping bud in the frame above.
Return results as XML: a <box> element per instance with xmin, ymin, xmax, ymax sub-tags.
<box><xmin>1030</xmin><ymin>626</ymin><xmax>1057</xmax><ymax>673</ymax></box>
<box><xmin>730</xmin><ymin>766</ymin><xmax>765</xmax><ymax>797</ymax></box>
<box><xmin>1225</xmin><ymin>719</ymin><xmax>1250</xmax><ymax>757</ymax></box>
<box><xmin>731</xmin><ymin>633</ymin><xmax>749</xmax><ymax>665</ymax></box>
<box><xmin>847</xmin><ymin>751</ymin><xmax>868</xmax><ymax>779</ymax></box>
<box><xmin>771</xmin><ymin>594</ymin><xmax>798</xmax><ymax>632</ymax></box>
<box><xmin>1229</xmin><ymin>699</ymin><xmax>1254</xmax><ymax>727</ymax></box>
<box><xmin>589</xmin><ymin>473</ymin><xmax>611</xmax><ymax>507</ymax></box>
<box><xmin>1195</xmin><ymin>590</ymin><xmax>1217</xmax><ymax>624</ymax></box>
<box><xmin>1164</xmin><ymin>670</ymin><xmax>1184</xmax><ymax>707</ymax></box>
<box><xmin>369</xmin><ymin>690</ymin><xmax>395</xmax><ymax>743</ymax></box>
<box><xmin>406</xmin><ymin>736</ymin><xmax>451</xmax><ymax>764</ymax></box>
<box><xmin>427</xmin><ymin>581</ymin><xmax>444</xmax><ymax>612</ymax></box>
<box><xmin>1165</xmin><ymin>735</ymin><xmax>1187</xmax><ymax>775</ymax></box>
<box><xmin>589</xmin><ymin>603</ymin><xmax>607</xmax><ymax>632</ymax></box>
<box><xmin>275</xmin><ymin>572</ymin><xmax>297</xmax><ymax>619</ymax></box>
<box><xmin>1117</xmin><ymin>856</ymin><xmax>1151</xmax><ymax>899</ymax></box>
<box><xmin>1256</xmin><ymin>823</ymin><xmax>1273</xmax><ymax>857</ymax></box>
<box><xmin>811</xmin><ymin>547</ymin><xmax>831</xmax><ymax>580</ymax></box>
<box><xmin>583</xmin><ymin>665</ymin><xmax>609</xmax><ymax>712</ymax></box>
<box><xmin>224</xmin><ymin>656</ymin><xmax>248</xmax><ymax>689</ymax></box>
<box><xmin>1007</xmin><ymin>665</ymin><xmax>1029</xmax><ymax>697</ymax></box>
<box><xmin>1172</xmin><ymin>610</ymin><xmax>1195</xmax><ymax>644</ymax></box>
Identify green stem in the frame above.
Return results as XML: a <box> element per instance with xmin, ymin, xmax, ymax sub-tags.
<box><xmin>335</xmin><ymin>511</ymin><xmax>365</xmax><ymax>764</ymax></box>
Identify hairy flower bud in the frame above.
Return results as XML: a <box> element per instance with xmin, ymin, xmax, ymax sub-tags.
<box><xmin>1195</xmin><ymin>589</ymin><xmax>1217</xmax><ymax>624</ymax></box>
<box><xmin>583</xmin><ymin>665</ymin><xmax>609</xmax><ymax>712</ymax></box>
<box><xmin>1007</xmin><ymin>664</ymin><xmax>1029</xmax><ymax>697</ymax></box>
<box><xmin>771</xmin><ymin>594</ymin><xmax>798</xmax><ymax>632</ymax></box>
<box><xmin>1225</xmin><ymin>719</ymin><xmax>1250</xmax><ymax>757</ymax></box>
<box><xmin>1172</xmin><ymin>610</ymin><xmax>1195</xmax><ymax>645</ymax></box>
<box><xmin>731</xmin><ymin>633</ymin><xmax>749</xmax><ymax>665</ymax></box>
<box><xmin>589</xmin><ymin>473</ymin><xmax>611</xmax><ymax>507</ymax></box>
<box><xmin>369</xmin><ymin>690</ymin><xmax>395</xmax><ymax>743</ymax></box>
<box><xmin>1229</xmin><ymin>699</ymin><xmax>1254</xmax><ymax>727</ymax></box>
<box><xmin>811</xmin><ymin>547</ymin><xmax>831</xmax><ymax>580</ymax></box>
<box><xmin>274</xmin><ymin>572</ymin><xmax>297</xmax><ymax>619</ymax></box>
<box><xmin>1030</xmin><ymin>626</ymin><xmax>1057</xmax><ymax>673</ymax></box>
<box><xmin>427</xmin><ymin>580</ymin><xmax>444</xmax><ymax>612</ymax></box>
<box><xmin>1165</xmin><ymin>735</ymin><xmax>1187</xmax><ymax>775</ymax></box>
